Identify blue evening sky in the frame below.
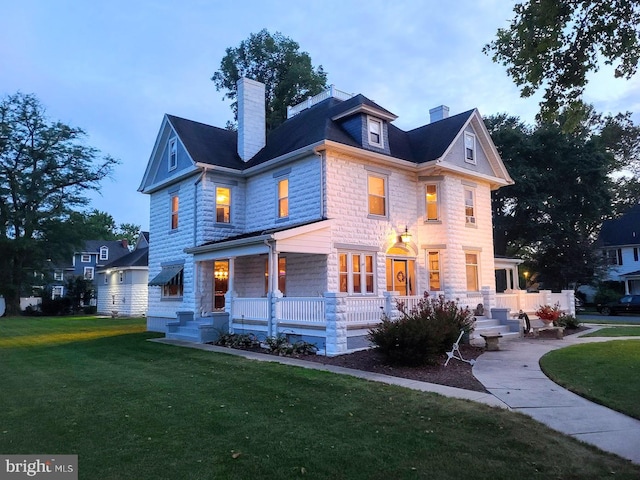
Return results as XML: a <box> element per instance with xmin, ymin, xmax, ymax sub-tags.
<box><xmin>2</xmin><ymin>0</ymin><xmax>638</xmax><ymax>231</ymax></box>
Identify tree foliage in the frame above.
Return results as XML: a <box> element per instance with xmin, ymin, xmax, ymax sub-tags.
<box><xmin>488</xmin><ymin>108</ymin><xmax>640</xmax><ymax>289</ymax></box>
<box><xmin>485</xmin><ymin>1</ymin><xmax>640</xmax><ymax>123</ymax></box>
<box><xmin>0</xmin><ymin>93</ymin><xmax>118</xmax><ymax>314</ymax></box>
<box><xmin>211</xmin><ymin>29</ymin><xmax>328</xmax><ymax>131</ymax></box>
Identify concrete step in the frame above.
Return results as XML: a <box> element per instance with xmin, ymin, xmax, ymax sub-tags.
<box><xmin>474</xmin><ymin>318</ymin><xmax>501</xmax><ymax>328</ymax></box>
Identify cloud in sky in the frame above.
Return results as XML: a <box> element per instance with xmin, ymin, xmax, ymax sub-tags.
<box><xmin>1</xmin><ymin>0</ymin><xmax>637</xmax><ymax>231</ymax></box>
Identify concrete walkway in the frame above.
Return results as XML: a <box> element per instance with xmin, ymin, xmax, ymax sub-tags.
<box><xmin>153</xmin><ymin>327</ymin><xmax>640</xmax><ymax>464</ymax></box>
<box><xmin>473</xmin><ymin>328</ymin><xmax>640</xmax><ymax>464</ymax></box>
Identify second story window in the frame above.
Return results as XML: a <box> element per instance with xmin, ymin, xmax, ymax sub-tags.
<box><xmin>278</xmin><ymin>179</ymin><xmax>289</xmax><ymax>218</ymax></box>
<box><xmin>99</xmin><ymin>246</ymin><xmax>109</xmax><ymax>261</ymax></box>
<box><xmin>54</xmin><ymin>270</ymin><xmax>64</xmax><ymax>281</ymax></box>
<box><xmin>425</xmin><ymin>184</ymin><xmax>439</xmax><ymax>222</ymax></box>
<box><xmin>216</xmin><ymin>187</ymin><xmax>231</xmax><ymax>223</ymax></box>
<box><xmin>368</xmin><ymin>117</ymin><xmax>383</xmax><ymax>147</ymax></box>
<box><xmin>368</xmin><ymin>174</ymin><xmax>387</xmax><ymax>217</ymax></box>
<box><xmin>464</xmin><ymin>132</ymin><xmax>476</xmax><ymax>164</ymax></box>
<box><xmin>168</xmin><ymin>138</ymin><xmax>177</xmax><ymax>170</ymax></box>
<box><xmin>171</xmin><ymin>195</ymin><xmax>179</xmax><ymax>230</ymax></box>
<box><xmin>81</xmin><ymin>254</ymin><xmax>91</xmax><ymax>263</ymax></box>
<box><xmin>464</xmin><ymin>188</ymin><xmax>476</xmax><ymax>225</ymax></box>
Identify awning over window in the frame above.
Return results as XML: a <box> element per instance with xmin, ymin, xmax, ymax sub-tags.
<box><xmin>148</xmin><ymin>265</ymin><xmax>183</xmax><ymax>286</ymax></box>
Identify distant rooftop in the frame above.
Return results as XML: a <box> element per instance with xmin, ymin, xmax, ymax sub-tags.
<box><xmin>286</xmin><ymin>85</ymin><xmax>354</xmax><ymax>119</ymax></box>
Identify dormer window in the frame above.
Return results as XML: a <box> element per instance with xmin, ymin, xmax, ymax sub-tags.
<box><xmin>168</xmin><ymin>138</ymin><xmax>177</xmax><ymax>171</ymax></box>
<box><xmin>368</xmin><ymin>117</ymin><xmax>383</xmax><ymax>148</ymax></box>
<box><xmin>464</xmin><ymin>132</ymin><xmax>476</xmax><ymax>164</ymax></box>
<box><xmin>99</xmin><ymin>246</ymin><xmax>109</xmax><ymax>261</ymax></box>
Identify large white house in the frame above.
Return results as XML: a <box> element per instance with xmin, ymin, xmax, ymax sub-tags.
<box><xmin>139</xmin><ymin>79</ymin><xmax>531</xmax><ymax>353</ymax></box>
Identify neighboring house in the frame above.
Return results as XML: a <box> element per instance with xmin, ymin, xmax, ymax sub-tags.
<box><xmin>96</xmin><ymin>232</ymin><xmax>149</xmax><ymax>316</ymax></box>
<box><xmin>139</xmin><ymin>79</ymin><xmax>519</xmax><ymax>353</ymax></box>
<box><xmin>598</xmin><ymin>203</ymin><xmax>640</xmax><ymax>294</ymax></box>
<box><xmin>50</xmin><ymin>240</ymin><xmax>131</xmax><ymax>300</ymax></box>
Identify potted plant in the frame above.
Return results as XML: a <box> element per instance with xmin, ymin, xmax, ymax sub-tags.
<box><xmin>535</xmin><ymin>303</ymin><xmax>561</xmax><ymax>325</ymax></box>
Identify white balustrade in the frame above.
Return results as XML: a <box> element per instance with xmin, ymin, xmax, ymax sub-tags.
<box><xmin>344</xmin><ymin>297</ymin><xmax>385</xmax><ymax>324</ymax></box>
<box><xmin>232</xmin><ymin>298</ymin><xmax>269</xmax><ymax>321</ymax></box>
<box><xmin>277</xmin><ymin>297</ymin><xmax>326</xmax><ymax>325</ymax></box>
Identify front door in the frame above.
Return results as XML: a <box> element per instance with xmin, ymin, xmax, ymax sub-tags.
<box><xmin>213</xmin><ymin>260</ymin><xmax>229</xmax><ymax>309</ymax></box>
<box><xmin>386</xmin><ymin>258</ymin><xmax>416</xmax><ymax>296</ymax></box>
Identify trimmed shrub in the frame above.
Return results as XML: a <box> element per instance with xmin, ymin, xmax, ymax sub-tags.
<box><xmin>557</xmin><ymin>314</ymin><xmax>580</xmax><ymax>329</ymax></box>
<box><xmin>368</xmin><ymin>293</ymin><xmax>474</xmax><ymax>366</ymax></box>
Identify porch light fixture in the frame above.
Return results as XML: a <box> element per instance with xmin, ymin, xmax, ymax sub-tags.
<box><xmin>400</xmin><ymin>226</ymin><xmax>412</xmax><ymax>244</ymax></box>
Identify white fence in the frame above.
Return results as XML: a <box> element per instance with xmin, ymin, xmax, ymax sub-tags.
<box><xmin>494</xmin><ymin>290</ymin><xmax>575</xmax><ymax>316</ymax></box>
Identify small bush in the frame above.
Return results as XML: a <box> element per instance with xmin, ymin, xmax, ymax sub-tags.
<box><xmin>368</xmin><ymin>293</ymin><xmax>474</xmax><ymax>366</ymax></box>
<box><xmin>557</xmin><ymin>314</ymin><xmax>580</xmax><ymax>329</ymax></box>
<box><xmin>262</xmin><ymin>336</ymin><xmax>318</xmax><ymax>356</ymax></box>
<box><xmin>215</xmin><ymin>333</ymin><xmax>260</xmax><ymax>349</ymax></box>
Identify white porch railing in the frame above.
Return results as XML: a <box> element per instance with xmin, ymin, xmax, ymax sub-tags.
<box><xmin>232</xmin><ymin>298</ymin><xmax>269</xmax><ymax>321</ymax></box>
<box><xmin>286</xmin><ymin>85</ymin><xmax>354</xmax><ymax>118</ymax></box>
<box><xmin>277</xmin><ymin>297</ymin><xmax>326</xmax><ymax>325</ymax></box>
<box><xmin>344</xmin><ymin>297</ymin><xmax>385</xmax><ymax>325</ymax></box>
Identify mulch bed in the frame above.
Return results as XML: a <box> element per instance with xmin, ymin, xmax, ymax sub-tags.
<box><xmin>215</xmin><ymin>326</ymin><xmax>589</xmax><ymax>394</ymax></box>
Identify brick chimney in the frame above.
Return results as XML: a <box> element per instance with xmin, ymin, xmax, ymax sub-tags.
<box><xmin>237</xmin><ymin>77</ymin><xmax>266</xmax><ymax>161</ymax></box>
<box><xmin>429</xmin><ymin>105</ymin><xmax>450</xmax><ymax>123</ymax></box>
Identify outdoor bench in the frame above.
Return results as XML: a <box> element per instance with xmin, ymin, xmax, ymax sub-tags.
<box><xmin>480</xmin><ymin>333</ymin><xmax>502</xmax><ymax>351</ymax></box>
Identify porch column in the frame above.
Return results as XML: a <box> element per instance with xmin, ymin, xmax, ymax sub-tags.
<box><xmin>225</xmin><ymin>290</ymin><xmax>234</xmax><ymax>334</ymax></box>
<box><xmin>383</xmin><ymin>291</ymin><xmax>400</xmax><ymax>320</ymax></box>
<box><xmin>324</xmin><ymin>292</ymin><xmax>347</xmax><ymax>355</ymax></box>
<box><xmin>228</xmin><ymin>258</ymin><xmax>235</xmax><ymax>296</ymax></box>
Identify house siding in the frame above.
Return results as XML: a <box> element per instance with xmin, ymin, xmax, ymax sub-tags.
<box><xmin>97</xmin><ymin>269</ymin><xmax>148</xmax><ymax>316</ymax></box>
<box><xmin>443</xmin><ymin>125</ymin><xmax>494</xmax><ymax>177</ymax></box>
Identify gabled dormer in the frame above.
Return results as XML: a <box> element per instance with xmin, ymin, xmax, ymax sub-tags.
<box><xmin>99</xmin><ymin>246</ymin><xmax>109</xmax><ymax>261</ymax></box>
<box><xmin>330</xmin><ymin>95</ymin><xmax>397</xmax><ymax>155</ymax></box>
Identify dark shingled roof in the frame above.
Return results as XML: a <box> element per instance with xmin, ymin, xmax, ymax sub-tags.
<box><xmin>168</xmin><ymin>94</ymin><xmax>475</xmax><ymax>170</ymax></box>
<box><xmin>599</xmin><ymin>204</ymin><xmax>640</xmax><ymax>247</ymax></box>
<box><xmin>101</xmin><ymin>247</ymin><xmax>149</xmax><ymax>269</ymax></box>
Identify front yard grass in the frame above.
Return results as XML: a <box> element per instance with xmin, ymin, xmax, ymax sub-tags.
<box><xmin>1</xmin><ymin>316</ymin><xmax>639</xmax><ymax>479</ymax></box>
<box><xmin>582</xmin><ymin>326</ymin><xmax>640</xmax><ymax>337</ymax></box>
<box><xmin>540</xmin><ymin>340</ymin><xmax>640</xmax><ymax>420</ymax></box>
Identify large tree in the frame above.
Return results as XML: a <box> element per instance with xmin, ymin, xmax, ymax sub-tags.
<box><xmin>488</xmin><ymin>109</ymin><xmax>640</xmax><ymax>290</ymax></box>
<box><xmin>485</xmin><ymin>1</ymin><xmax>640</xmax><ymax>123</ymax></box>
<box><xmin>211</xmin><ymin>29</ymin><xmax>328</xmax><ymax>131</ymax></box>
<box><xmin>0</xmin><ymin>93</ymin><xmax>118</xmax><ymax>314</ymax></box>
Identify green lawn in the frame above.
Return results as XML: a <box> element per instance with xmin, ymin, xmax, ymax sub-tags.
<box><xmin>540</xmin><ymin>340</ymin><xmax>640</xmax><ymax>420</ymax></box>
<box><xmin>582</xmin><ymin>327</ymin><xmax>640</xmax><ymax>337</ymax></box>
<box><xmin>1</xmin><ymin>317</ymin><xmax>639</xmax><ymax>479</ymax></box>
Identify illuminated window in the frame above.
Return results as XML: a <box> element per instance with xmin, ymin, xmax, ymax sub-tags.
<box><xmin>465</xmin><ymin>253</ymin><xmax>479</xmax><ymax>292</ymax></box>
<box><xmin>428</xmin><ymin>251</ymin><xmax>441</xmax><ymax>291</ymax></box>
<box><xmin>278</xmin><ymin>179</ymin><xmax>289</xmax><ymax>218</ymax></box>
<box><xmin>425</xmin><ymin>184</ymin><xmax>439</xmax><ymax>221</ymax></box>
<box><xmin>171</xmin><ymin>195</ymin><xmax>179</xmax><ymax>230</ymax></box>
<box><xmin>339</xmin><ymin>252</ymin><xmax>375</xmax><ymax>294</ymax></box>
<box><xmin>368</xmin><ymin>175</ymin><xmax>386</xmax><ymax>216</ymax></box>
<box><xmin>216</xmin><ymin>187</ymin><xmax>231</xmax><ymax>223</ymax></box>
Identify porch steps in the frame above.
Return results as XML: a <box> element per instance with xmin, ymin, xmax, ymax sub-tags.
<box><xmin>471</xmin><ymin>315</ymin><xmax>521</xmax><ymax>341</ymax></box>
<box><xmin>166</xmin><ymin>320</ymin><xmax>218</xmax><ymax>344</ymax></box>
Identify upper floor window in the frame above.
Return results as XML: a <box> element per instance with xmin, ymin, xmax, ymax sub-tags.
<box><xmin>171</xmin><ymin>195</ymin><xmax>179</xmax><ymax>230</ymax></box>
<box><xmin>465</xmin><ymin>252</ymin><xmax>479</xmax><ymax>292</ymax></box>
<box><xmin>84</xmin><ymin>267</ymin><xmax>94</xmax><ymax>281</ymax></box>
<box><xmin>216</xmin><ymin>187</ymin><xmax>231</xmax><ymax>223</ymax></box>
<box><xmin>99</xmin><ymin>246</ymin><xmax>109</xmax><ymax>261</ymax></box>
<box><xmin>427</xmin><ymin>251</ymin><xmax>441</xmax><ymax>291</ymax></box>
<box><xmin>368</xmin><ymin>174</ymin><xmax>387</xmax><ymax>217</ymax></box>
<box><xmin>168</xmin><ymin>138</ymin><xmax>177</xmax><ymax>170</ymax></box>
<box><xmin>277</xmin><ymin>179</ymin><xmax>289</xmax><ymax>218</ymax></box>
<box><xmin>54</xmin><ymin>270</ymin><xmax>64</xmax><ymax>281</ymax></box>
<box><xmin>368</xmin><ymin>117</ymin><xmax>383</xmax><ymax>147</ymax></box>
<box><xmin>339</xmin><ymin>252</ymin><xmax>375</xmax><ymax>294</ymax></box>
<box><xmin>425</xmin><ymin>184</ymin><xmax>439</xmax><ymax>222</ymax></box>
<box><xmin>635</xmin><ymin>247</ymin><xmax>639</xmax><ymax>262</ymax></box>
<box><xmin>81</xmin><ymin>254</ymin><xmax>91</xmax><ymax>263</ymax></box>
<box><xmin>464</xmin><ymin>188</ymin><xmax>476</xmax><ymax>225</ymax></box>
<box><xmin>606</xmin><ymin>249</ymin><xmax>622</xmax><ymax>265</ymax></box>
<box><xmin>464</xmin><ymin>132</ymin><xmax>476</xmax><ymax>164</ymax></box>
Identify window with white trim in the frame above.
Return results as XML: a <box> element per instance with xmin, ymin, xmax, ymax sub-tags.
<box><xmin>81</xmin><ymin>254</ymin><xmax>91</xmax><ymax>263</ymax></box>
<box><xmin>427</xmin><ymin>251</ymin><xmax>441</xmax><ymax>291</ymax></box>
<box><xmin>52</xmin><ymin>286</ymin><xmax>64</xmax><ymax>299</ymax></box>
<box><xmin>277</xmin><ymin>178</ymin><xmax>289</xmax><ymax>218</ymax></box>
<box><xmin>339</xmin><ymin>252</ymin><xmax>375</xmax><ymax>294</ymax></box>
<box><xmin>464</xmin><ymin>188</ymin><xmax>476</xmax><ymax>225</ymax></box>
<box><xmin>425</xmin><ymin>184</ymin><xmax>439</xmax><ymax>222</ymax></box>
<box><xmin>168</xmin><ymin>138</ymin><xmax>177</xmax><ymax>170</ymax></box>
<box><xmin>171</xmin><ymin>195</ymin><xmax>179</xmax><ymax>230</ymax></box>
<box><xmin>464</xmin><ymin>132</ymin><xmax>476</xmax><ymax>164</ymax></box>
<box><xmin>465</xmin><ymin>252</ymin><xmax>479</xmax><ymax>292</ymax></box>
<box><xmin>368</xmin><ymin>174</ymin><xmax>387</xmax><ymax>217</ymax></box>
<box><xmin>99</xmin><ymin>246</ymin><xmax>109</xmax><ymax>261</ymax></box>
<box><xmin>84</xmin><ymin>267</ymin><xmax>94</xmax><ymax>280</ymax></box>
<box><xmin>368</xmin><ymin>117</ymin><xmax>383</xmax><ymax>147</ymax></box>
<box><xmin>216</xmin><ymin>187</ymin><xmax>231</xmax><ymax>223</ymax></box>
<box><xmin>54</xmin><ymin>270</ymin><xmax>64</xmax><ymax>281</ymax></box>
